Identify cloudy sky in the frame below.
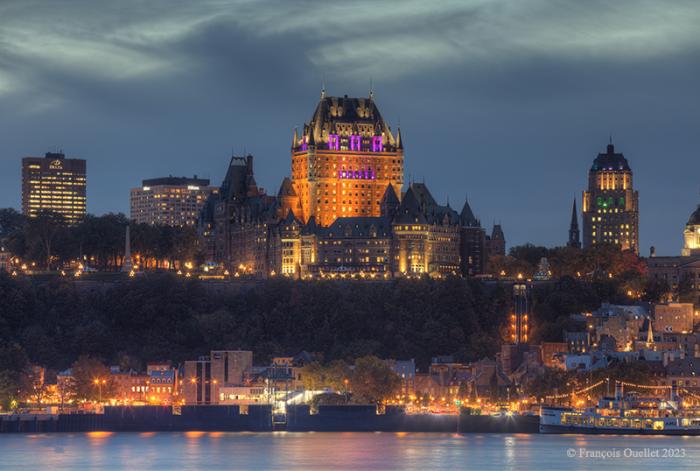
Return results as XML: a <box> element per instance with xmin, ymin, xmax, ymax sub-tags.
<box><xmin>1</xmin><ymin>0</ymin><xmax>699</xmax><ymax>254</ymax></box>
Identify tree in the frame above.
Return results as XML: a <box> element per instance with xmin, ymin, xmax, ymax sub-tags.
<box><xmin>25</xmin><ymin>211</ymin><xmax>66</xmax><ymax>270</ymax></box>
<box><xmin>0</xmin><ymin>208</ymin><xmax>24</xmax><ymax>245</ymax></box>
<box><xmin>300</xmin><ymin>361</ymin><xmax>326</xmax><ymax>390</ymax></box>
<box><xmin>19</xmin><ymin>366</ymin><xmax>48</xmax><ymax>405</ymax></box>
<box><xmin>350</xmin><ymin>356</ymin><xmax>401</xmax><ymax>404</ymax></box>
<box><xmin>69</xmin><ymin>356</ymin><xmax>114</xmax><ymax>402</ymax></box>
<box><xmin>0</xmin><ymin>371</ymin><xmax>20</xmax><ymax>411</ymax></box>
<box><xmin>642</xmin><ymin>278</ymin><xmax>671</xmax><ymax>303</ymax></box>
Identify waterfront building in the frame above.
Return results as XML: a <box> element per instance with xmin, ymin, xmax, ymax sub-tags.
<box><xmin>146</xmin><ymin>363</ymin><xmax>179</xmax><ymax>405</ymax></box>
<box><xmin>109</xmin><ymin>367</ymin><xmax>149</xmax><ymax>404</ymax></box>
<box><xmin>582</xmin><ymin>141</ymin><xmax>639</xmax><ymax>253</ymax></box>
<box><xmin>183</xmin><ymin>356</ymin><xmax>212</xmax><ymax>405</ymax></box>
<box><xmin>183</xmin><ymin>350</ymin><xmax>253</xmax><ymax>405</ymax></box>
<box><xmin>286</xmin><ymin>92</ymin><xmax>403</xmax><ymax>227</ymax></box>
<box><xmin>130</xmin><ymin>176</ymin><xmax>215</xmax><ymax>226</ymax></box>
<box><xmin>21</xmin><ymin>151</ymin><xmax>86</xmax><ymax>223</ymax></box>
<box><xmin>682</xmin><ymin>203</ymin><xmax>700</xmax><ymax>256</ymax></box>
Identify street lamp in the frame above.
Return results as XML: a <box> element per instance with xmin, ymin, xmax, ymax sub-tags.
<box><xmin>94</xmin><ymin>378</ymin><xmax>106</xmax><ymax>403</ymax></box>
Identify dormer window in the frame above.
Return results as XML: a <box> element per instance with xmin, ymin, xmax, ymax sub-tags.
<box><xmin>329</xmin><ymin>134</ymin><xmax>340</xmax><ymax>150</ymax></box>
<box><xmin>372</xmin><ymin>136</ymin><xmax>383</xmax><ymax>152</ymax></box>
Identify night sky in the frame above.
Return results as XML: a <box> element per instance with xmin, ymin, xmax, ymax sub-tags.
<box><xmin>1</xmin><ymin>0</ymin><xmax>699</xmax><ymax>255</ymax></box>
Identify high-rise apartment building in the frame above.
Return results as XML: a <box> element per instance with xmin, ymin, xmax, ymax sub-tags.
<box><xmin>582</xmin><ymin>142</ymin><xmax>639</xmax><ymax>253</ymax></box>
<box><xmin>130</xmin><ymin>176</ymin><xmax>215</xmax><ymax>226</ymax></box>
<box><xmin>21</xmin><ymin>152</ymin><xmax>87</xmax><ymax>223</ymax></box>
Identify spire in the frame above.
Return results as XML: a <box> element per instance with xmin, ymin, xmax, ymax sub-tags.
<box><xmin>567</xmin><ymin>198</ymin><xmax>581</xmax><ymax>248</ymax></box>
<box><xmin>646</xmin><ymin>318</ymin><xmax>655</xmax><ymax>345</ymax></box>
<box><xmin>380</xmin><ymin>184</ymin><xmax>400</xmax><ymax>219</ymax></box>
<box><xmin>292</xmin><ymin>127</ymin><xmax>298</xmax><ymax>149</ymax></box>
<box><xmin>570</xmin><ymin>198</ymin><xmax>578</xmax><ymax>228</ymax></box>
<box><xmin>320</xmin><ymin>80</ymin><xmax>326</xmax><ymax>100</ymax></box>
<box><xmin>369</xmin><ymin>78</ymin><xmax>374</xmax><ymax>101</ymax></box>
<box><xmin>460</xmin><ymin>195</ymin><xmax>478</xmax><ymax>227</ymax></box>
<box><xmin>396</xmin><ymin>126</ymin><xmax>403</xmax><ymax>150</ymax></box>
<box><xmin>606</xmin><ymin>136</ymin><xmax>615</xmax><ymax>154</ymax></box>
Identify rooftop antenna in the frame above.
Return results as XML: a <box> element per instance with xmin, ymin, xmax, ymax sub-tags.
<box><xmin>369</xmin><ymin>77</ymin><xmax>373</xmax><ymax>100</ymax></box>
<box><xmin>321</xmin><ymin>76</ymin><xmax>326</xmax><ymax>99</ymax></box>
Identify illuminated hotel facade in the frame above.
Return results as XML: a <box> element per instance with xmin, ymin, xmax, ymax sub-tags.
<box><xmin>21</xmin><ymin>152</ymin><xmax>86</xmax><ymax>223</ymax></box>
<box><xmin>201</xmin><ymin>93</ymin><xmax>499</xmax><ymax>278</ymax></box>
<box><xmin>582</xmin><ymin>142</ymin><xmax>639</xmax><ymax>254</ymax></box>
<box><xmin>130</xmin><ymin>176</ymin><xmax>216</xmax><ymax>226</ymax></box>
<box><xmin>287</xmin><ymin>92</ymin><xmax>403</xmax><ymax>227</ymax></box>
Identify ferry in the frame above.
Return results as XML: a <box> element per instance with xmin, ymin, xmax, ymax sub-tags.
<box><xmin>540</xmin><ymin>386</ymin><xmax>700</xmax><ymax>435</ymax></box>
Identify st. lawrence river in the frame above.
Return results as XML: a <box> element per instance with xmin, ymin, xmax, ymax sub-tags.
<box><xmin>1</xmin><ymin>432</ymin><xmax>700</xmax><ymax>470</ymax></box>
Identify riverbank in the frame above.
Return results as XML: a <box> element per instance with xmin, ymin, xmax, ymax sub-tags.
<box><xmin>0</xmin><ymin>405</ymin><xmax>539</xmax><ymax>434</ymax></box>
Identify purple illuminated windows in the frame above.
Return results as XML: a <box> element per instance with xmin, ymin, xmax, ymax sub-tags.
<box><xmin>338</xmin><ymin>168</ymin><xmax>376</xmax><ymax>180</ymax></box>
<box><xmin>328</xmin><ymin>134</ymin><xmax>340</xmax><ymax>150</ymax></box>
<box><xmin>372</xmin><ymin>136</ymin><xmax>383</xmax><ymax>152</ymax></box>
<box><xmin>350</xmin><ymin>135</ymin><xmax>361</xmax><ymax>151</ymax></box>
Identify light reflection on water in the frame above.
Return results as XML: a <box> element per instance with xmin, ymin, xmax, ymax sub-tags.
<box><xmin>1</xmin><ymin>432</ymin><xmax>700</xmax><ymax>470</ymax></box>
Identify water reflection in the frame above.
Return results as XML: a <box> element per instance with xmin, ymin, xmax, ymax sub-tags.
<box><xmin>1</xmin><ymin>433</ymin><xmax>699</xmax><ymax>470</ymax></box>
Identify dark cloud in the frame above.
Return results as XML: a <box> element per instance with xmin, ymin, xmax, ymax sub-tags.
<box><xmin>1</xmin><ymin>0</ymin><xmax>699</xmax><ymax>254</ymax></box>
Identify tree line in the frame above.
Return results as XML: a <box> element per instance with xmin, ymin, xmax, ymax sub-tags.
<box><xmin>0</xmin><ymin>208</ymin><xmax>200</xmax><ymax>271</ymax></box>
<box><xmin>0</xmin><ymin>272</ymin><xmax>639</xmax><ymax>408</ymax></box>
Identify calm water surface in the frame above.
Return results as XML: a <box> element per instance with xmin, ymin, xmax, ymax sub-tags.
<box><xmin>1</xmin><ymin>432</ymin><xmax>700</xmax><ymax>470</ymax></box>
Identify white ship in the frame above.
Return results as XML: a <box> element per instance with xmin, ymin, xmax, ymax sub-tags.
<box><xmin>540</xmin><ymin>384</ymin><xmax>700</xmax><ymax>435</ymax></box>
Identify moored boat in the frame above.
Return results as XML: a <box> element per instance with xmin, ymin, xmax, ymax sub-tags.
<box><xmin>540</xmin><ymin>384</ymin><xmax>700</xmax><ymax>435</ymax></box>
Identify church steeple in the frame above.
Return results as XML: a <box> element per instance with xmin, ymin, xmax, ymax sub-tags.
<box><xmin>646</xmin><ymin>318</ymin><xmax>655</xmax><ymax>347</ymax></box>
<box><xmin>567</xmin><ymin>198</ymin><xmax>581</xmax><ymax>248</ymax></box>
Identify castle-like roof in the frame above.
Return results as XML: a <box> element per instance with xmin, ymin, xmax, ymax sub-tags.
<box><xmin>688</xmin><ymin>205</ymin><xmax>700</xmax><ymax>226</ymax></box>
<box><xmin>460</xmin><ymin>197</ymin><xmax>479</xmax><ymax>227</ymax></box>
<box><xmin>380</xmin><ymin>184</ymin><xmax>400</xmax><ymax>207</ymax></box>
<box><xmin>491</xmin><ymin>224</ymin><xmax>505</xmax><ymax>240</ymax></box>
<box><xmin>277</xmin><ymin>177</ymin><xmax>297</xmax><ymax>198</ymax></box>
<box><xmin>394</xmin><ymin>187</ymin><xmax>427</xmax><ymax>224</ymax></box>
<box><xmin>302</xmin><ymin>95</ymin><xmax>398</xmax><ymax>148</ymax></box>
<box><xmin>591</xmin><ymin>143</ymin><xmax>631</xmax><ymax>172</ymax></box>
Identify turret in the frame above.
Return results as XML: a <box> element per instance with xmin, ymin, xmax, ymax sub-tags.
<box><xmin>380</xmin><ymin>184</ymin><xmax>400</xmax><ymax>219</ymax></box>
